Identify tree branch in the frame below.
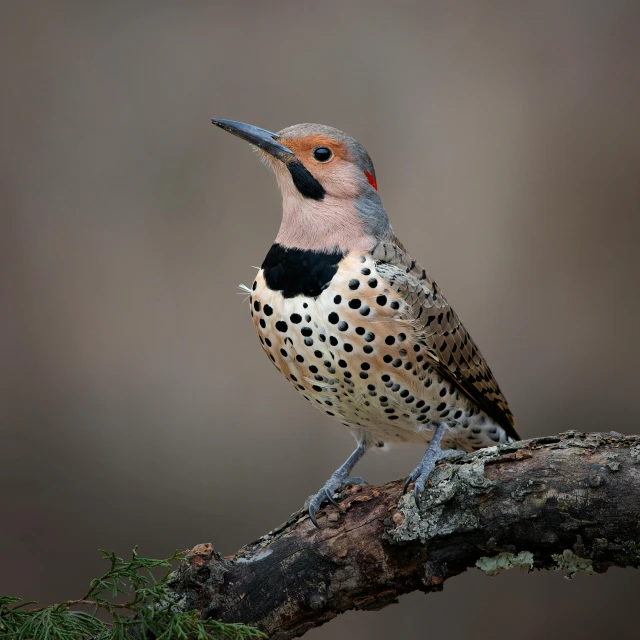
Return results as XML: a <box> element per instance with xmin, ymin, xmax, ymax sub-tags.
<box><xmin>168</xmin><ymin>431</ymin><xmax>640</xmax><ymax>640</ymax></box>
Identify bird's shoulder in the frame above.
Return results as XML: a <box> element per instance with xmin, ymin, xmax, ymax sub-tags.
<box><xmin>366</xmin><ymin>239</ymin><xmax>518</xmax><ymax>437</ymax></box>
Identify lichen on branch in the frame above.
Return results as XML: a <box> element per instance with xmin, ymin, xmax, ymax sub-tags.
<box><xmin>169</xmin><ymin>431</ymin><xmax>640</xmax><ymax>640</ymax></box>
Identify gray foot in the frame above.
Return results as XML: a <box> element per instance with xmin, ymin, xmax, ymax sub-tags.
<box><xmin>308</xmin><ymin>443</ymin><xmax>368</xmax><ymax>527</ymax></box>
<box><xmin>403</xmin><ymin>424</ymin><xmax>465</xmax><ymax>509</ymax></box>
<box><xmin>307</xmin><ymin>476</ymin><xmax>367</xmax><ymax>526</ymax></box>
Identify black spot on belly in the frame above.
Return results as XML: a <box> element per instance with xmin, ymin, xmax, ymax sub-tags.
<box><xmin>262</xmin><ymin>243</ymin><xmax>344</xmax><ymax>298</ymax></box>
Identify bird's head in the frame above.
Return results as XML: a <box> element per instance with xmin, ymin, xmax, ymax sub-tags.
<box><xmin>212</xmin><ymin>119</ymin><xmax>392</xmax><ymax>253</ymax></box>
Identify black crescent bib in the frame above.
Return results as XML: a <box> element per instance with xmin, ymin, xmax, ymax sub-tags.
<box><xmin>261</xmin><ymin>243</ymin><xmax>345</xmax><ymax>298</ymax></box>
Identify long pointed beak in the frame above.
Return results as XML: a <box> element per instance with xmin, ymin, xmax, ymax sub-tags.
<box><xmin>211</xmin><ymin>118</ymin><xmax>294</xmax><ymax>161</ymax></box>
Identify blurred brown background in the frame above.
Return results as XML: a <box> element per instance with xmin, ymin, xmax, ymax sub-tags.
<box><xmin>2</xmin><ymin>1</ymin><xmax>639</xmax><ymax>638</ymax></box>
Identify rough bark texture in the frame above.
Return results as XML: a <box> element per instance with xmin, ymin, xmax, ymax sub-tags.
<box><xmin>168</xmin><ymin>432</ymin><xmax>640</xmax><ymax>639</ymax></box>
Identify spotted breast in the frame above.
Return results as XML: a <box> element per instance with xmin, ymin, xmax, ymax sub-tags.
<box><xmin>250</xmin><ymin>243</ymin><xmax>514</xmax><ymax>452</ymax></box>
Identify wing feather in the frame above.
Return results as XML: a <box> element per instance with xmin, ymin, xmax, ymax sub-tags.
<box><xmin>370</xmin><ymin>241</ymin><xmax>518</xmax><ymax>439</ymax></box>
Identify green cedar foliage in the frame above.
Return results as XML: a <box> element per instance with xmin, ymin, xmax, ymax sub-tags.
<box><xmin>0</xmin><ymin>547</ymin><xmax>265</xmax><ymax>640</ymax></box>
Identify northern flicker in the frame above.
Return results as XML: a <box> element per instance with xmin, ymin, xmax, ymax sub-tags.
<box><xmin>211</xmin><ymin>119</ymin><xmax>519</xmax><ymax>526</ymax></box>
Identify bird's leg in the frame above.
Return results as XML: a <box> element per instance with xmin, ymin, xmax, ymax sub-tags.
<box><xmin>404</xmin><ymin>423</ymin><xmax>466</xmax><ymax>509</ymax></box>
<box><xmin>308</xmin><ymin>442</ymin><xmax>369</xmax><ymax>527</ymax></box>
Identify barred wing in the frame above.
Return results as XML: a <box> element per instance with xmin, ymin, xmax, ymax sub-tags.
<box><xmin>370</xmin><ymin>241</ymin><xmax>518</xmax><ymax>439</ymax></box>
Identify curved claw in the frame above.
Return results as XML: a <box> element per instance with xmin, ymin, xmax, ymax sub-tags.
<box><xmin>308</xmin><ymin>505</ymin><xmax>319</xmax><ymax>528</ymax></box>
<box><xmin>403</xmin><ymin>475</ymin><xmax>413</xmax><ymax>495</ymax></box>
<box><xmin>413</xmin><ymin>474</ymin><xmax>428</xmax><ymax>510</ymax></box>
<box><xmin>307</xmin><ymin>483</ymin><xmax>340</xmax><ymax>527</ymax></box>
<box><xmin>324</xmin><ymin>488</ymin><xmax>339</xmax><ymax>507</ymax></box>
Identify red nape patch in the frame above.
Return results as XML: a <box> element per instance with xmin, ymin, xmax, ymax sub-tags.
<box><xmin>364</xmin><ymin>171</ymin><xmax>378</xmax><ymax>191</ymax></box>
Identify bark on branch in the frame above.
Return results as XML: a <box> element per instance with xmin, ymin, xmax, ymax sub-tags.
<box><xmin>168</xmin><ymin>432</ymin><xmax>640</xmax><ymax>639</ymax></box>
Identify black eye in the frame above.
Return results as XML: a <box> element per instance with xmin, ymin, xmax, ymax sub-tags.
<box><xmin>312</xmin><ymin>147</ymin><xmax>332</xmax><ymax>162</ymax></box>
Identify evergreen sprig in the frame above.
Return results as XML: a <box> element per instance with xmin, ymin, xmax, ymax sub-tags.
<box><xmin>0</xmin><ymin>547</ymin><xmax>265</xmax><ymax>640</ymax></box>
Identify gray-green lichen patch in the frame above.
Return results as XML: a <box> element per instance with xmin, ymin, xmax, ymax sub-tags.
<box><xmin>552</xmin><ymin>549</ymin><xmax>595</xmax><ymax>578</ymax></box>
<box><xmin>236</xmin><ymin>548</ymin><xmax>273</xmax><ymax>563</ymax></box>
<box><xmin>606</xmin><ymin>454</ymin><xmax>621</xmax><ymax>472</ymax></box>
<box><xmin>386</xmin><ymin>454</ymin><xmax>496</xmax><ymax>544</ymax></box>
<box><xmin>476</xmin><ymin>551</ymin><xmax>534</xmax><ymax>576</ymax></box>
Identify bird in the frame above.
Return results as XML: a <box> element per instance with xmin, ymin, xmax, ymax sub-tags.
<box><xmin>211</xmin><ymin>118</ymin><xmax>519</xmax><ymax>526</ymax></box>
